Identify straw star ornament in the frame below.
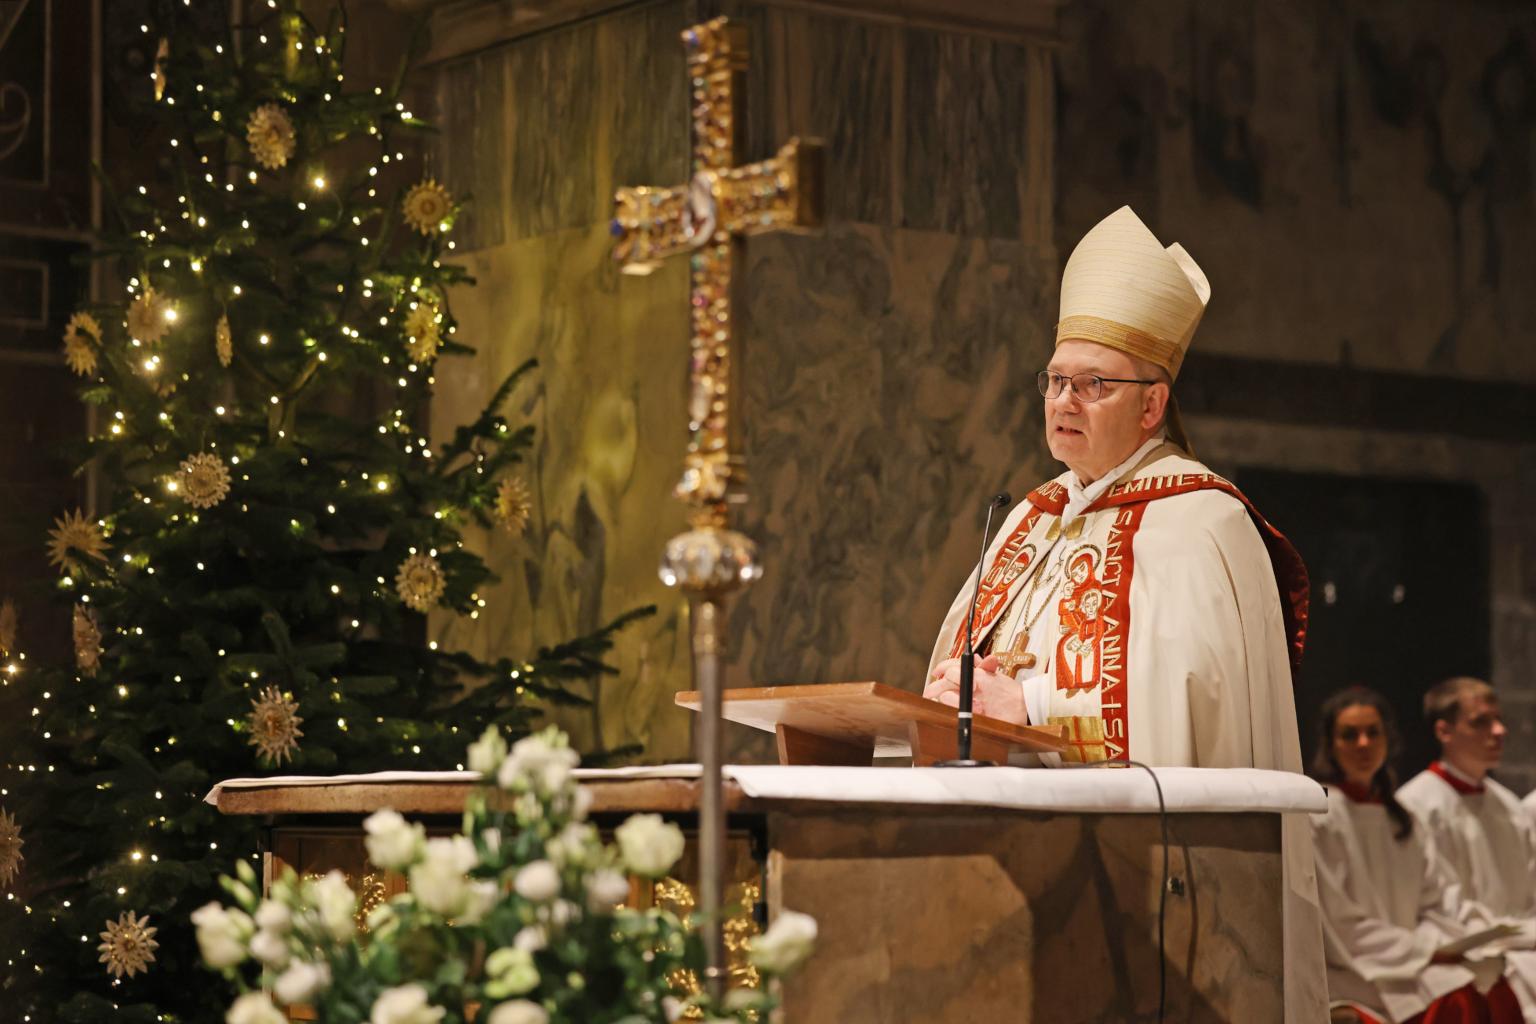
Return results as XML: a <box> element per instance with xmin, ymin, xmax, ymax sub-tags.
<box><xmin>0</xmin><ymin>807</ymin><xmax>22</xmax><ymax>889</ymax></box>
<box><xmin>73</xmin><ymin>604</ymin><xmax>103</xmax><ymax>677</ymax></box>
<box><xmin>248</xmin><ymin>686</ymin><xmax>304</xmax><ymax>765</ymax></box>
<box><xmin>62</xmin><ymin>312</ymin><xmax>102</xmax><ymax>376</ymax></box>
<box><xmin>98</xmin><ymin>911</ymin><xmax>159</xmax><ymax>979</ymax></box>
<box><xmin>47</xmin><ymin>510</ymin><xmax>109</xmax><ymax>575</ymax></box>
<box><xmin>246</xmin><ymin>103</ymin><xmax>296</xmax><ymax>170</ymax></box>
<box><xmin>395</xmin><ymin>552</ymin><xmax>446</xmax><ymax>612</ymax></box>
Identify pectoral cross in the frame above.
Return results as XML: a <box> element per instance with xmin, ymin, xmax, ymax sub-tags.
<box><xmin>998</xmin><ymin>629</ymin><xmax>1037</xmax><ymax>676</ymax></box>
<box><xmin>610</xmin><ymin>16</ymin><xmax>823</xmax><ymax>527</ymax></box>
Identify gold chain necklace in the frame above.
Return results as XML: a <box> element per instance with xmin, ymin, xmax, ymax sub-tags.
<box><xmin>991</xmin><ymin>541</ymin><xmax>1069</xmax><ymax>675</ymax></box>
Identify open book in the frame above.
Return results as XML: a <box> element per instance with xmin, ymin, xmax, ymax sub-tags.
<box><xmin>1436</xmin><ymin>923</ymin><xmax>1523</xmax><ymax>958</ymax></box>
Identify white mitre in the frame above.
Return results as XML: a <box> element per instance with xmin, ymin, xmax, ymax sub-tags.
<box><xmin>1055</xmin><ymin>206</ymin><xmax>1211</xmax><ymax>380</ymax></box>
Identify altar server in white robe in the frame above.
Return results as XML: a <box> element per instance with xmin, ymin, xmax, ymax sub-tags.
<box><xmin>920</xmin><ymin>205</ymin><xmax>1325</xmax><ymax>1023</ymax></box>
<box><xmin>1309</xmin><ymin>686</ymin><xmax>1523</xmax><ymax>1023</ymax></box>
<box><xmin>1397</xmin><ymin>677</ymin><xmax>1536</xmax><ymax>1018</ymax></box>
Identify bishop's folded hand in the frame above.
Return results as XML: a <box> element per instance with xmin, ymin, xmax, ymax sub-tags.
<box><xmin>923</xmin><ymin>654</ymin><xmax>1028</xmax><ymax>725</ymax></box>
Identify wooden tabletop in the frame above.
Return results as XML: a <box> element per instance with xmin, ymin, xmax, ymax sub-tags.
<box><xmin>676</xmin><ymin>681</ymin><xmax>1069</xmax><ymax>756</ymax></box>
<box><xmin>215</xmin><ymin>776</ymin><xmax>751</xmax><ymax>817</ymax></box>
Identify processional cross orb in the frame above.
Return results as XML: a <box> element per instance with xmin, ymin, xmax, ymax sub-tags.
<box><xmin>610</xmin><ymin>15</ymin><xmax>823</xmax><ymax>995</ymax></box>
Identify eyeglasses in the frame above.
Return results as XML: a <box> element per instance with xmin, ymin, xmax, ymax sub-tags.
<box><xmin>1036</xmin><ymin>370</ymin><xmax>1158</xmax><ymax>403</ymax></box>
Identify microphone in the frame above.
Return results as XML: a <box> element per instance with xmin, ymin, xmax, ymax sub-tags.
<box><xmin>938</xmin><ymin>491</ymin><xmax>1012</xmax><ymax>768</ymax></box>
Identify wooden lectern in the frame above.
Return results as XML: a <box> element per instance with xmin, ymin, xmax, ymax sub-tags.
<box><xmin>675</xmin><ymin>681</ymin><xmax>1068</xmax><ymax>765</ymax></box>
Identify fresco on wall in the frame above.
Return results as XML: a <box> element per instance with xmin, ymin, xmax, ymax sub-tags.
<box><xmin>1057</xmin><ymin>0</ymin><xmax>1536</xmax><ymax>383</ymax></box>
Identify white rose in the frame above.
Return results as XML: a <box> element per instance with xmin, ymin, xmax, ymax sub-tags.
<box><xmin>584</xmin><ymin>868</ymin><xmax>630</xmax><ymax>911</ymax></box>
<box><xmin>661</xmin><ymin>996</ymin><xmax>685</xmax><ymax>1023</ymax></box>
<box><xmin>458</xmin><ymin>879</ymin><xmax>500</xmax><ymax>925</ymax></box>
<box><xmin>312</xmin><ymin>870</ymin><xmax>357</xmax><ymax>942</ymax></box>
<box><xmin>273</xmin><ymin>960</ymin><xmax>331</xmax><ymax>1005</ymax></box>
<box><xmin>486</xmin><ymin>1000</ymin><xmax>549</xmax><ymax>1024</ymax></box>
<box><xmin>484</xmin><ymin>946</ymin><xmax>540</xmax><ymax>999</ymax></box>
<box><xmin>514</xmin><ymin>860</ymin><xmax>561</xmax><ymax>903</ymax></box>
<box><xmin>481</xmin><ymin>827</ymin><xmax>503</xmax><ymax>855</ymax></box>
<box><xmin>192</xmin><ymin>901</ymin><xmax>253</xmax><ymax>969</ymax></box>
<box><xmin>409</xmin><ymin>836</ymin><xmax>480</xmax><ymax>917</ymax></box>
<box><xmin>364</xmin><ymin>809</ymin><xmax>426</xmax><ymax>871</ymax></box>
<box><xmin>546</xmin><ymin>899</ymin><xmax>579</xmax><ymax>928</ymax></box>
<box><xmin>571</xmin><ymin>786</ymin><xmax>594</xmax><ymax>820</ymax></box>
<box><xmin>253</xmin><ymin>900</ymin><xmax>291</xmax><ymax>933</ymax></box>
<box><xmin>539</xmin><ymin>760</ymin><xmax>571</xmax><ymax>794</ymax></box>
<box><xmin>370</xmin><ymin>983</ymin><xmax>446</xmax><ymax>1024</ymax></box>
<box><xmin>545</xmin><ymin>823</ymin><xmax>595</xmax><ymax>867</ymax></box>
<box><xmin>513</xmin><ymin>925</ymin><xmax>547</xmax><ymax>952</ymax></box>
<box><xmin>512</xmin><ymin>791</ymin><xmax>543</xmax><ymax>824</ymax></box>
<box><xmin>614</xmin><ymin>814</ymin><xmax>685</xmax><ymax>877</ymax></box>
<box><xmin>467</xmin><ymin>726</ymin><xmax>509</xmax><ymax>776</ymax></box>
<box><xmin>227</xmin><ymin>992</ymin><xmax>287</xmax><ymax>1024</ymax></box>
<box><xmin>367</xmin><ymin>902</ymin><xmax>399</xmax><ymax>935</ymax></box>
<box><xmin>249</xmin><ymin>928</ymin><xmax>289</xmax><ymax>970</ymax></box>
<box><xmin>748</xmin><ymin>909</ymin><xmax>817</xmax><ymax>974</ymax></box>
<box><xmin>498</xmin><ymin>732</ymin><xmax>579</xmax><ymax>792</ymax></box>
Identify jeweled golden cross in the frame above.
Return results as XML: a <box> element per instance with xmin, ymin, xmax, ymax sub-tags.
<box><xmin>611</xmin><ymin>16</ymin><xmax>822</xmax><ymax>527</ymax></box>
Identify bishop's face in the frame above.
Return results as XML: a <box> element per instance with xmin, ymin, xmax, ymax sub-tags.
<box><xmin>1044</xmin><ymin>340</ymin><xmax>1164</xmax><ymax>486</ymax></box>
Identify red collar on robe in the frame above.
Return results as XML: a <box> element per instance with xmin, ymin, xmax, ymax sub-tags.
<box><xmin>1428</xmin><ymin>760</ymin><xmax>1486</xmax><ymax>795</ymax></box>
<box><xmin>1337</xmin><ymin>780</ymin><xmax>1382</xmax><ymax>804</ymax></box>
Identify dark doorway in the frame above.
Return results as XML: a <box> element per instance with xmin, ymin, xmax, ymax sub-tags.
<box><xmin>1235</xmin><ymin>470</ymin><xmax>1491</xmax><ymax>780</ymax></box>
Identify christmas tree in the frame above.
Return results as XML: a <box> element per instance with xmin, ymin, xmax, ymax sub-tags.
<box><xmin>0</xmin><ymin>3</ymin><xmax>646</xmax><ymax>1019</ymax></box>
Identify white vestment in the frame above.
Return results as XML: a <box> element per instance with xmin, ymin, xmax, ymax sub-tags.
<box><xmin>1398</xmin><ymin>766</ymin><xmax>1536</xmax><ymax>1017</ymax></box>
<box><xmin>925</xmin><ymin>440</ymin><xmax>1326</xmax><ymax>1023</ymax></box>
<box><xmin>1312</xmin><ymin>785</ymin><xmax>1504</xmax><ymax>1021</ymax></box>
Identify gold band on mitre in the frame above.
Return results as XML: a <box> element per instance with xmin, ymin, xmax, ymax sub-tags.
<box><xmin>1054</xmin><ymin>314</ymin><xmax>1186</xmax><ymax>379</ymax></box>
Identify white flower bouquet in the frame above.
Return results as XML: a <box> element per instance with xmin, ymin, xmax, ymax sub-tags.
<box><xmin>195</xmin><ymin>727</ymin><xmax>816</xmax><ymax>1023</ymax></box>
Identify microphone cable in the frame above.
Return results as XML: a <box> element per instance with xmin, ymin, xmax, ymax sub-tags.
<box><xmin>1007</xmin><ymin>757</ymin><xmax>1174</xmax><ymax>1023</ymax></box>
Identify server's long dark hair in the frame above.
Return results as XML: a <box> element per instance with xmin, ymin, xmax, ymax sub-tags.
<box><xmin>1310</xmin><ymin>686</ymin><xmax>1414</xmax><ymax>840</ymax></box>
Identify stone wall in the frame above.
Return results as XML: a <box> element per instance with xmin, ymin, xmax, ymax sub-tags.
<box><xmin>1055</xmin><ymin>0</ymin><xmax>1536</xmax><ymax>786</ymax></box>
<box><xmin>427</xmin><ymin>0</ymin><xmax>1536</xmax><ymax>777</ymax></box>
<box><xmin>427</xmin><ymin>0</ymin><xmax>1059</xmax><ymax>761</ymax></box>
<box><xmin>1058</xmin><ymin>0</ymin><xmax>1536</xmax><ymax>383</ymax></box>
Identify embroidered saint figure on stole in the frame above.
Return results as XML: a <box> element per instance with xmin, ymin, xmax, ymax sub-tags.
<box><xmin>1055</xmin><ymin>548</ymin><xmax>1104</xmax><ymax>692</ymax></box>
